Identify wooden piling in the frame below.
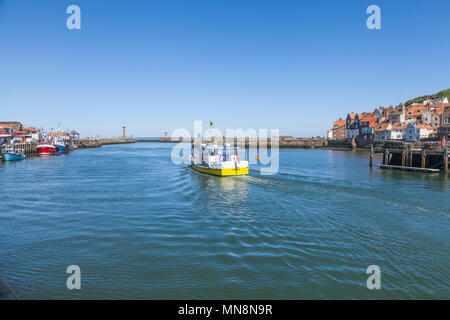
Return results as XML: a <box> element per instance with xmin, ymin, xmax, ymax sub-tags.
<box><xmin>409</xmin><ymin>150</ymin><xmax>413</xmax><ymax>167</ymax></box>
<box><xmin>351</xmin><ymin>138</ymin><xmax>356</xmax><ymax>151</ymax></box>
<box><xmin>421</xmin><ymin>150</ymin><xmax>426</xmax><ymax>169</ymax></box>
<box><xmin>384</xmin><ymin>149</ymin><xmax>389</xmax><ymax>166</ymax></box>
<box><xmin>444</xmin><ymin>148</ymin><xmax>448</xmax><ymax>174</ymax></box>
<box><xmin>378</xmin><ymin>144</ymin><xmax>448</xmax><ymax>174</ymax></box>
<box><xmin>369</xmin><ymin>145</ymin><xmax>374</xmax><ymax>167</ymax></box>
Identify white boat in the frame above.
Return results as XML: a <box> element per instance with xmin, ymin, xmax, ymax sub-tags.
<box><xmin>190</xmin><ymin>144</ymin><xmax>249</xmax><ymax>176</ymax></box>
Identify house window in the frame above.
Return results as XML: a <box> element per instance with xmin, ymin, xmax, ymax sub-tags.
<box><xmin>445</xmin><ymin>117</ymin><xmax>450</xmax><ymax>124</ymax></box>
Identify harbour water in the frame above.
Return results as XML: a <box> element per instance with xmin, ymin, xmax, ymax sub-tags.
<box><xmin>0</xmin><ymin>143</ymin><xmax>448</xmax><ymax>299</ymax></box>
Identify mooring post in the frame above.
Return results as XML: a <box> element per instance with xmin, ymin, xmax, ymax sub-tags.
<box><xmin>409</xmin><ymin>150</ymin><xmax>413</xmax><ymax>167</ymax></box>
<box><xmin>444</xmin><ymin>148</ymin><xmax>449</xmax><ymax>174</ymax></box>
<box><xmin>421</xmin><ymin>150</ymin><xmax>426</xmax><ymax>169</ymax></box>
<box><xmin>369</xmin><ymin>145</ymin><xmax>374</xmax><ymax>167</ymax></box>
<box><xmin>401</xmin><ymin>149</ymin><xmax>406</xmax><ymax>167</ymax></box>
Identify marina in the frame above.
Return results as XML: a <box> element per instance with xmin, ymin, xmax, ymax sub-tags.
<box><xmin>0</xmin><ymin>143</ymin><xmax>448</xmax><ymax>299</ymax></box>
<box><xmin>1</xmin><ymin>0</ymin><xmax>449</xmax><ymax>304</ymax></box>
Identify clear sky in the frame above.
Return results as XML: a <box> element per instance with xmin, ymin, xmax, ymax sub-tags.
<box><xmin>1</xmin><ymin>0</ymin><xmax>449</xmax><ymax>137</ymax></box>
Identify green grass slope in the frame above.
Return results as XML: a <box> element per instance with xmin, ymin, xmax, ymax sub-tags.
<box><xmin>405</xmin><ymin>88</ymin><xmax>450</xmax><ymax>105</ymax></box>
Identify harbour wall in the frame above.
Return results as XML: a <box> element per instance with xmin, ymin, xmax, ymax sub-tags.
<box><xmin>159</xmin><ymin>137</ymin><xmax>330</xmax><ymax>149</ymax></box>
<box><xmin>77</xmin><ymin>138</ymin><xmax>136</xmax><ymax>149</ymax></box>
<box><xmin>156</xmin><ymin>137</ymin><xmax>358</xmax><ymax>149</ymax></box>
<box><xmin>3</xmin><ymin>137</ymin><xmax>446</xmax><ymax>154</ymax></box>
<box><xmin>152</xmin><ymin>137</ymin><xmax>449</xmax><ymax>152</ymax></box>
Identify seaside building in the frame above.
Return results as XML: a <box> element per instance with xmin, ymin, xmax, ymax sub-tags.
<box><xmin>405</xmin><ymin>105</ymin><xmax>426</xmax><ymax>123</ymax></box>
<box><xmin>0</xmin><ymin>124</ymin><xmax>14</xmax><ymax>144</ymax></box>
<box><xmin>331</xmin><ymin>100</ymin><xmax>449</xmax><ymax>142</ymax></box>
<box><xmin>422</xmin><ymin>104</ymin><xmax>446</xmax><ymax>129</ymax></box>
<box><xmin>374</xmin><ymin>122</ymin><xmax>392</xmax><ymax>141</ymax></box>
<box><xmin>388</xmin><ymin>104</ymin><xmax>406</xmax><ymax>124</ymax></box>
<box><xmin>25</xmin><ymin>127</ymin><xmax>42</xmax><ymax>142</ymax></box>
<box><xmin>437</xmin><ymin>105</ymin><xmax>450</xmax><ymax>138</ymax></box>
<box><xmin>390</xmin><ymin>122</ymin><xmax>408</xmax><ymax>140</ymax></box>
<box><xmin>48</xmin><ymin>130</ymin><xmax>69</xmax><ymax>138</ymax></box>
<box><xmin>358</xmin><ymin>113</ymin><xmax>377</xmax><ymax>140</ymax></box>
<box><xmin>423</xmin><ymin>96</ymin><xmax>449</xmax><ymax>105</ymax></box>
<box><xmin>405</xmin><ymin>123</ymin><xmax>434</xmax><ymax>142</ymax></box>
<box><xmin>380</xmin><ymin>106</ymin><xmax>396</xmax><ymax>121</ymax></box>
<box><xmin>346</xmin><ymin>113</ymin><xmax>362</xmax><ymax>139</ymax></box>
<box><xmin>370</xmin><ymin>106</ymin><xmax>395</xmax><ymax>124</ymax></box>
<box><xmin>13</xmin><ymin>130</ymin><xmax>32</xmax><ymax>143</ymax></box>
<box><xmin>0</xmin><ymin>121</ymin><xmax>24</xmax><ymax>132</ymax></box>
<box><xmin>329</xmin><ymin>119</ymin><xmax>346</xmax><ymax>139</ymax></box>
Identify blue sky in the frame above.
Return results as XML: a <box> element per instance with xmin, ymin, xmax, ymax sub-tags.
<box><xmin>1</xmin><ymin>0</ymin><xmax>449</xmax><ymax>137</ymax></box>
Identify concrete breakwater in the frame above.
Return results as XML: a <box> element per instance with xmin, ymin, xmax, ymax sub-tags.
<box><xmin>77</xmin><ymin>138</ymin><xmax>136</xmax><ymax>149</ymax></box>
<box><xmin>157</xmin><ymin>136</ymin><xmax>449</xmax><ymax>152</ymax></box>
<box><xmin>159</xmin><ymin>136</ymin><xmax>330</xmax><ymax>149</ymax></box>
<box><xmin>4</xmin><ymin>137</ymin><xmax>444</xmax><ymax>154</ymax></box>
<box><xmin>157</xmin><ymin>136</ymin><xmax>365</xmax><ymax>149</ymax></box>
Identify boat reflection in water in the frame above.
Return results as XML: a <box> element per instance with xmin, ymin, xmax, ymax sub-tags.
<box><xmin>193</xmin><ymin>170</ymin><xmax>250</xmax><ymax>207</ymax></box>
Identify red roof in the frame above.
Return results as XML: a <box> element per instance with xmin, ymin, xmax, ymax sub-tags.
<box><xmin>359</xmin><ymin>113</ymin><xmax>377</xmax><ymax>127</ymax></box>
<box><xmin>333</xmin><ymin>119</ymin><xmax>346</xmax><ymax>128</ymax></box>
<box><xmin>392</xmin><ymin>122</ymin><xmax>408</xmax><ymax>130</ymax></box>
<box><xmin>25</xmin><ymin>127</ymin><xmax>40</xmax><ymax>132</ymax></box>
<box><xmin>410</xmin><ymin>122</ymin><xmax>433</xmax><ymax>130</ymax></box>
<box><xmin>374</xmin><ymin>123</ymin><xmax>390</xmax><ymax>132</ymax></box>
<box><xmin>407</xmin><ymin>106</ymin><xmax>426</xmax><ymax>117</ymax></box>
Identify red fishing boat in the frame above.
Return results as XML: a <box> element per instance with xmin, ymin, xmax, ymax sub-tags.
<box><xmin>36</xmin><ymin>144</ymin><xmax>57</xmax><ymax>155</ymax></box>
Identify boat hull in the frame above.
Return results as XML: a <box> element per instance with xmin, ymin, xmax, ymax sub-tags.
<box><xmin>191</xmin><ymin>164</ymin><xmax>248</xmax><ymax>176</ymax></box>
<box><xmin>37</xmin><ymin>145</ymin><xmax>57</xmax><ymax>156</ymax></box>
<box><xmin>55</xmin><ymin>144</ymin><xmax>66</xmax><ymax>154</ymax></box>
<box><xmin>3</xmin><ymin>153</ymin><xmax>25</xmax><ymax>161</ymax></box>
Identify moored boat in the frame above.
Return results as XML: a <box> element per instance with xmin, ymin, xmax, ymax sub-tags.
<box><xmin>2</xmin><ymin>147</ymin><xmax>25</xmax><ymax>161</ymax></box>
<box><xmin>54</xmin><ymin>137</ymin><xmax>67</xmax><ymax>154</ymax></box>
<box><xmin>37</xmin><ymin>144</ymin><xmax>57</xmax><ymax>155</ymax></box>
<box><xmin>190</xmin><ymin>144</ymin><xmax>249</xmax><ymax>176</ymax></box>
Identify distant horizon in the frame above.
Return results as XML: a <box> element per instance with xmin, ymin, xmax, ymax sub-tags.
<box><xmin>1</xmin><ymin>0</ymin><xmax>450</xmax><ymax>137</ymax></box>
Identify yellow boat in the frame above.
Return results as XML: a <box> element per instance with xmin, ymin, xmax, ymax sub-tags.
<box><xmin>191</xmin><ymin>164</ymin><xmax>249</xmax><ymax>176</ymax></box>
<box><xmin>190</xmin><ymin>144</ymin><xmax>248</xmax><ymax>177</ymax></box>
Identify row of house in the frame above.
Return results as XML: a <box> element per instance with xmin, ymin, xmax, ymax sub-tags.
<box><xmin>329</xmin><ymin>100</ymin><xmax>450</xmax><ymax>142</ymax></box>
<box><xmin>0</xmin><ymin>121</ymin><xmax>80</xmax><ymax>146</ymax></box>
<box><xmin>0</xmin><ymin>122</ymin><xmax>42</xmax><ymax>145</ymax></box>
